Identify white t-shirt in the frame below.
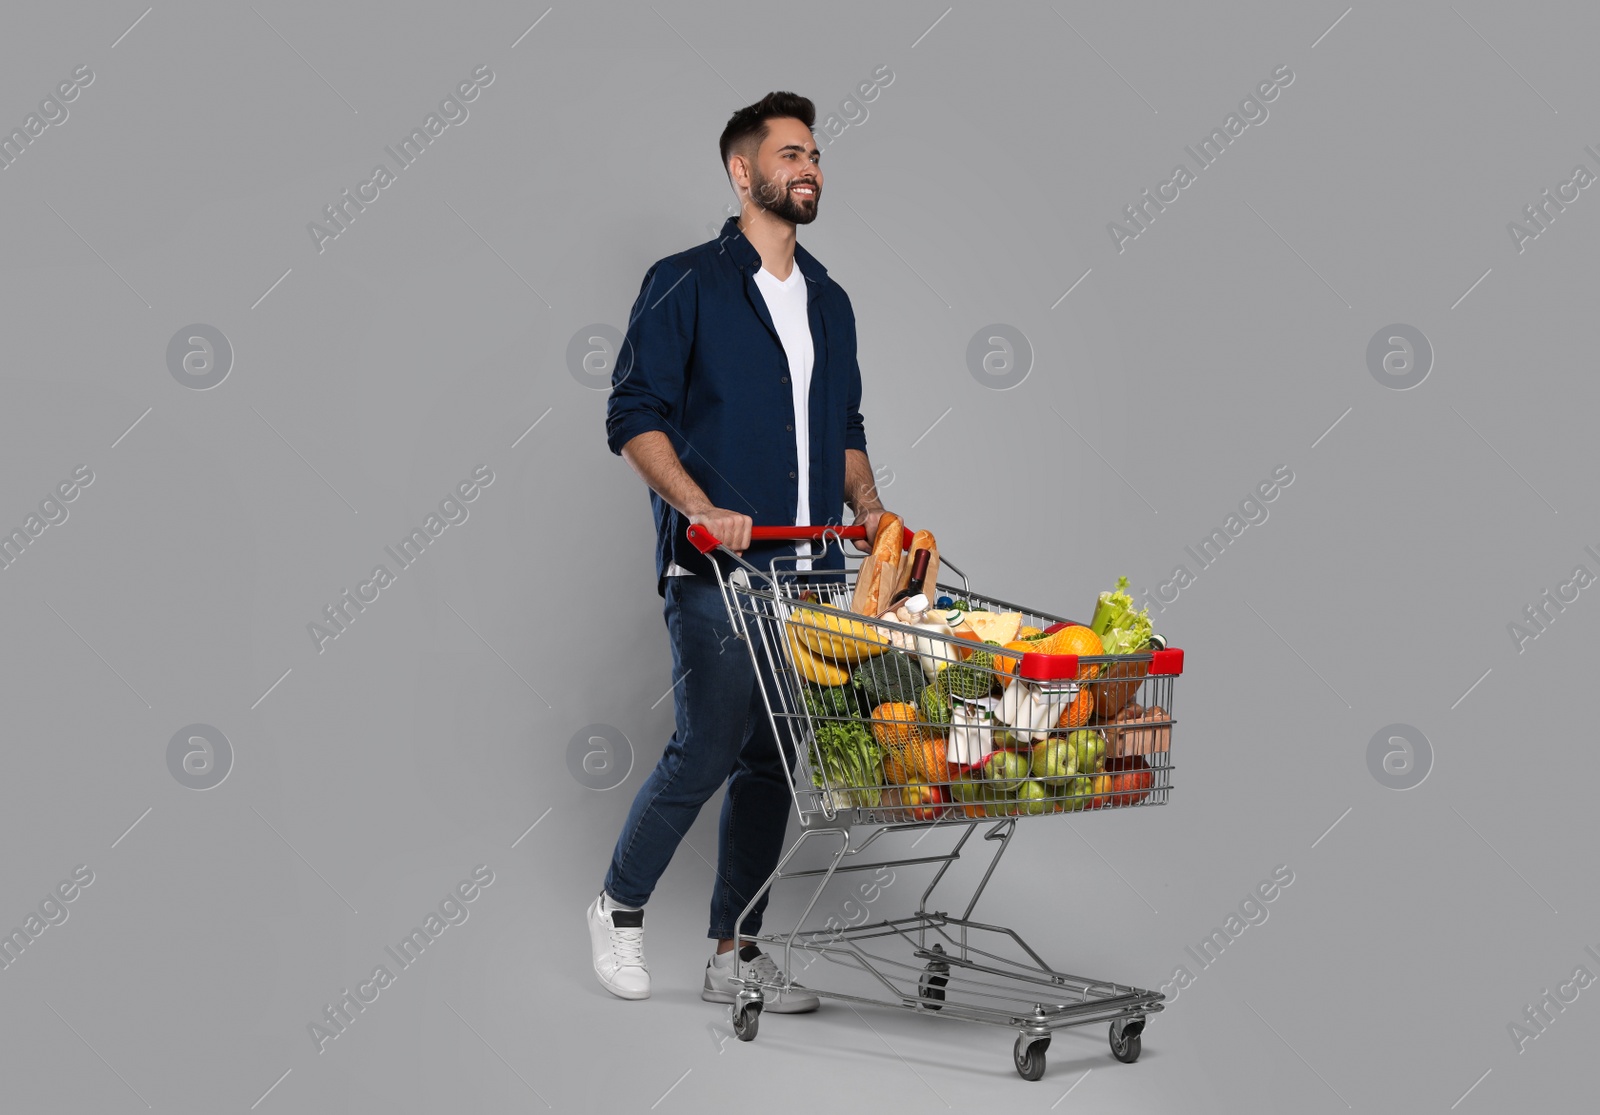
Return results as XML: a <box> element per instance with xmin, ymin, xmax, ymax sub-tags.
<box><xmin>668</xmin><ymin>262</ymin><xmax>814</xmax><ymax>575</ymax></box>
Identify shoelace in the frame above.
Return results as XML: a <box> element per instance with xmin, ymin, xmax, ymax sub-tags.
<box><xmin>744</xmin><ymin>952</ymin><xmax>788</xmax><ymax>990</ymax></box>
<box><xmin>608</xmin><ymin>922</ymin><xmax>646</xmax><ymax>968</ymax></box>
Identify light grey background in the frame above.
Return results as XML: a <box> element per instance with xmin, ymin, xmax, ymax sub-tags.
<box><xmin>2</xmin><ymin>1</ymin><xmax>1594</xmax><ymax>1111</ymax></box>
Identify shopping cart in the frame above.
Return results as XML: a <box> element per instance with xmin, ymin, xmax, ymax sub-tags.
<box><xmin>683</xmin><ymin>522</ymin><xmax>1184</xmax><ymax>1081</ymax></box>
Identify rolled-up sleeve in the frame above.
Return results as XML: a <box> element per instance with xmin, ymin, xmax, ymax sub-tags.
<box><xmin>840</xmin><ymin>291</ymin><xmax>868</xmax><ymax>455</ymax></box>
<box><xmin>605</xmin><ymin>260</ymin><xmax>697</xmax><ymax>456</ymax></box>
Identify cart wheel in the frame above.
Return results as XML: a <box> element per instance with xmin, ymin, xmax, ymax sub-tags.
<box><xmin>733</xmin><ymin>1001</ymin><xmax>761</xmax><ymax>1042</ymax></box>
<box><xmin>918</xmin><ymin>946</ymin><xmax>950</xmax><ymax>1011</ymax></box>
<box><xmin>1109</xmin><ymin>1018</ymin><xmax>1143</xmax><ymax>1063</ymax></box>
<box><xmin>1013</xmin><ymin>1034</ymin><xmax>1049</xmax><ymax>1081</ymax></box>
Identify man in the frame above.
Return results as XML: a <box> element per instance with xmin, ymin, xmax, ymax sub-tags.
<box><xmin>590</xmin><ymin>91</ymin><xmax>891</xmax><ymax>1009</ymax></box>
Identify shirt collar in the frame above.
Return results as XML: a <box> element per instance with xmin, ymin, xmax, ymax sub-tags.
<box><xmin>718</xmin><ymin>216</ymin><xmax>829</xmax><ymax>284</ymax></box>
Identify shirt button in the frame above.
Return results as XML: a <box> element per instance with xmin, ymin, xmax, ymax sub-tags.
<box><xmin>790</xmin><ymin>471</ymin><xmax>797</xmax><ymax>479</ymax></box>
<box><xmin>785</xmin><ymin>424</ymin><xmax>793</xmax><ymax>431</ymax></box>
<box><xmin>780</xmin><ymin>376</ymin><xmax>789</xmax><ymax>383</ymax></box>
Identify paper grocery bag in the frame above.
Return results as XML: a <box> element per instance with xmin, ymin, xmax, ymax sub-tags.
<box><xmin>874</xmin><ymin>558</ymin><xmax>898</xmax><ymax>616</ymax></box>
<box><xmin>850</xmin><ymin>554</ymin><xmax>878</xmax><ymax>615</ymax></box>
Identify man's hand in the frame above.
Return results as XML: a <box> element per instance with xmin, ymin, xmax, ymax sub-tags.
<box><xmin>688</xmin><ymin>507</ymin><xmax>753</xmax><ymax>554</ymax></box>
<box><xmin>849</xmin><ymin>506</ymin><xmax>891</xmax><ymax>555</ymax></box>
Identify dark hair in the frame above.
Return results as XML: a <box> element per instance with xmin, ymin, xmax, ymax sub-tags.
<box><xmin>718</xmin><ymin>91</ymin><xmax>815</xmax><ymax>179</ymax></box>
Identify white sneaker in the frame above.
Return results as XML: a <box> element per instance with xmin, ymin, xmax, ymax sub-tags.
<box><xmin>587</xmin><ymin>892</ymin><xmax>650</xmax><ymax>1000</ymax></box>
<box><xmin>702</xmin><ymin>944</ymin><xmax>820</xmax><ymax>1013</ymax></box>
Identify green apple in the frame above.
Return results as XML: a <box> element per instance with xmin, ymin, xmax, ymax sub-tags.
<box><xmin>1063</xmin><ymin>775</ymin><xmax>1093</xmax><ymax>811</ymax></box>
<box><xmin>1065</xmin><ymin>730</ymin><xmax>1106</xmax><ymax>775</ymax></box>
<box><xmin>1029</xmin><ymin>737</ymin><xmax>1075</xmax><ymax>784</ymax></box>
<box><xmin>1016</xmin><ymin>779</ymin><xmax>1048</xmax><ymax>815</ymax></box>
<box><xmin>949</xmin><ymin>776</ymin><xmax>982</xmax><ymax>804</ymax></box>
<box><xmin>981</xmin><ymin>749</ymin><xmax>1029</xmax><ymax>792</ymax></box>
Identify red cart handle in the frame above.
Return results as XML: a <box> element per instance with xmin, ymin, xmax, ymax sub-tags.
<box><xmin>686</xmin><ymin>522</ymin><xmax>914</xmax><ymax>554</ymax></box>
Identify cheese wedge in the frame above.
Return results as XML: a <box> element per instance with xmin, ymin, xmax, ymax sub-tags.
<box><xmin>962</xmin><ymin>610</ymin><xmax>1023</xmax><ymax>644</ymax></box>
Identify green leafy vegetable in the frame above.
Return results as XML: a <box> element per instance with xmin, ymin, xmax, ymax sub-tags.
<box><xmin>852</xmin><ymin>648</ymin><xmax>924</xmax><ymax>707</ymax></box>
<box><xmin>809</xmin><ymin>716</ymin><xmax>883</xmax><ymax>808</ymax></box>
<box><xmin>1090</xmin><ymin>575</ymin><xmax>1154</xmax><ymax>655</ymax></box>
<box><xmin>803</xmin><ymin>685</ymin><xmax>857</xmax><ymax>720</ymax></box>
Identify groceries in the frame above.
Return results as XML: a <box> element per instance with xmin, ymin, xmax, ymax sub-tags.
<box><xmin>789</xmin><ymin>608</ymin><xmax>889</xmax><ymax>664</ymax></box>
<box><xmin>1103</xmin><ymin>703</ymin><xmax>1173</xmax><ymax>758</ymax></box>
<box><xmin>849</xmin><ymin>513</ymin><xmax>905</xmax><ymax>616</ymax></box>
<box><xmin>917</xmin><ymin>683</ymin><xmax>950</xmax><ymax>729</ymax></box>
<box><xmin>877</xmin><ymin>593</ymin><xmax>929</xmax><ymax>652</ymax></box>
<box><xmin>1096</xmin><ymin>755</ymin><xmax>1155</xmax><ymax>808</ymax></box>
<box><xmin>803</xmin><ymin>685</ymin><xmax>857</xmax><ymax>720</ymax></box>
<box><xmin>1090</xmin><ymin>575</ymin><xmax>1154</xmax><ymax>655</ymax></box>
<box><xmin>911</xmin><ymin>612</ymin><xmax>958</xmax><ymax>679</ymax></box>
<box><xmin>808</xmin><ymin>716</ymin><xmax>882</xmax><ymax>810</ymax></box>
<box><xmin>979</xmin><ymin>748</ymin><xmax>1029</xmax><ymax>792</ymax></box>
<box><xmin>961</xmin><ymin>610</ymin><xmax>1023</xmax><ymax>643</ymax></box>
<box><xmin>938</xmin><ymin>661</ymin><xmax>993</xmax><ymax>701</ymax></box>
<box><xmin>946</xmin><ymin>698</ymin><xmax>995</xmax><ymax>766</ymax></box>
<box><xmin>894</xmin><ymin>529</ymin><xmax>938</xmax><ymax>601</ymax></box>
<box><xmin>788</xmin><ymin>627</ymin><xmax>851</xmax><ymax>686</ymax></box>
<box><xmin>996</xmin><ymin>676</ymin><xmax>1077</xmax><ymax>743</ymax></box>
<box><xmin>792</xmin><ymin>556</ymin><xmax>1171</xmax><ymax>819</ymax></box>
<box><xmin>869</xmin><ymin>702</ymin><xmax>924</xmax><ymax>751</ymax></box>
<box><xmin>852</xmin><ymin>649</ymin><xmax>925</xmax><ymax>707</ymax></box>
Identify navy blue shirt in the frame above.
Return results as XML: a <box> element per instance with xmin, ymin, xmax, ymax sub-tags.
<box><xmin>606</xmin><ymin>216</ymin><xmax>869</xmax><ymax>596</ymax></box>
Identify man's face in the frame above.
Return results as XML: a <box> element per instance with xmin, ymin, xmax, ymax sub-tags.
<box><xmin>740</xmin><ymin>117</ymin><xmax>822</xmax><ymax>224</ymax></box>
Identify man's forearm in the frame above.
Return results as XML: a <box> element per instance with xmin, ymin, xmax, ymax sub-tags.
<box><xmin>844</xmin><ymin>448</ymin><xmax>884</xmax><ymax>517</ymax></box>
<box><xmin>619</xmin><ymin>431</ymin><xmax>714</xmax><ymax>516</ymax></box>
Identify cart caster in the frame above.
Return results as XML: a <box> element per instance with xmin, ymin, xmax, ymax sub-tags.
<box><xmin>1013</xmin><ymin>1033</ymin><xmax>1050</xmax><ymax>1081</ymax></box>
<box><xmin>1109</xmin><ymin>1017</ymin><xmax>1144</xmax><ymax>1063</ymax></box>
<box><xmin>732</xmin><ymin>999</ymin><xmax>762</xmax><ymax>1042</ymax></box>
<box><xmin>918</xmin><ymin>945</ymin><xmax>950</xmax><ymax>1011</ymax></box>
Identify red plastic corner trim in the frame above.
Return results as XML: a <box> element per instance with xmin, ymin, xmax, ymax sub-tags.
<box><xmin>1148</xmin><ymin>647</ymin><xmax>1184</xmax><ymax>676</ymax></box>
<box><xmin>1018</xmin><ymin>652</ymin><xmax>1078</xmax><ymax>681</ymax></box>
<box><xmin>686</xmin><ymin>524</ymin><xmax>719</xmax><ymax>554</ymax></box>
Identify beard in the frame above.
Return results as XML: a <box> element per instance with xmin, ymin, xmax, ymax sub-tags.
<box><xmin>751</xmin><ymin>168</ymin><xmax>819</xmax><ymax>224</ymax></box>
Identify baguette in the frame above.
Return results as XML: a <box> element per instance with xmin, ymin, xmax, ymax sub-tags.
<box><xmin>855</xmin><ymin>513</ymin><xmax>903</xmax><ymax>616</ymax></box>
<box><xmin>870</xmin><ymin>512</ymin><xmax>904</xmax><ymax>568</ymax></box>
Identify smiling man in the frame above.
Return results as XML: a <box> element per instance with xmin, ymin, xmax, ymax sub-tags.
<box><xmin>591</xmin><ymin>92</ymin><xmax>891</xmax><ymax>1010</ymax></box>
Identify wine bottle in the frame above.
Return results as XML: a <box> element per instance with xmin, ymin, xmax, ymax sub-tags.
<box><xmin>887</xmin><ymin>548</ymin><xmax>931</xmax><ymax>607</ymax></box>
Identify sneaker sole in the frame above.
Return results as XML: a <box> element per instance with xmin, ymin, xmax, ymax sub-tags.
<box><xmin>598</xmin><ymin>974</ymin><xmax>651</xmax><ymax>1001</ymax></box>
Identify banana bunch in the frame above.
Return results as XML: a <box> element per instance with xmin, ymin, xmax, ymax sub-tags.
<box><xmin>787</xmin><ymin>607</ymin><xmax>889</xmax><ymax>665</ymax></box>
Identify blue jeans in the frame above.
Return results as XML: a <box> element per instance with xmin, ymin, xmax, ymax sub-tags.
<box><xmin>603</xmin><ymin>573</ymin><xmax>800</xmax><ymax>939</ymax></box>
